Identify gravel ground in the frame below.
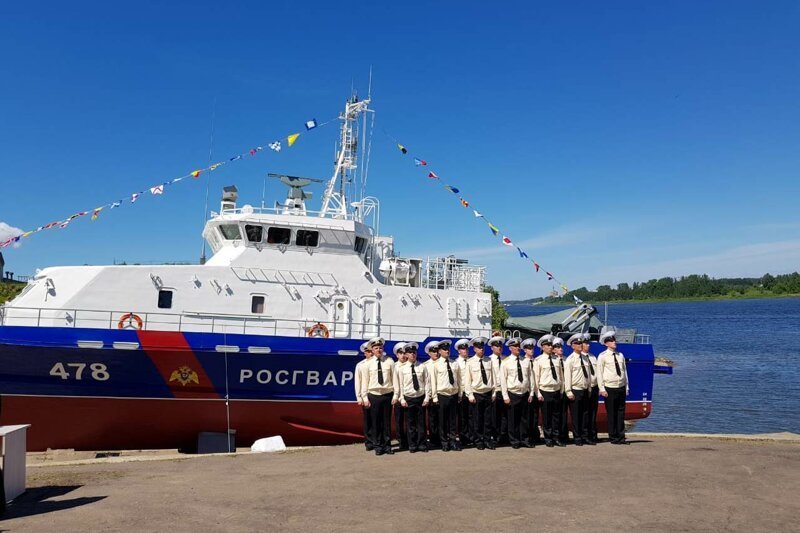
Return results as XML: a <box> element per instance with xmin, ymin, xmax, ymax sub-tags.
<box><xmin>2</xmin><ymin>436</ymin><xmax>799</xmax><ymax>532</ymax></box>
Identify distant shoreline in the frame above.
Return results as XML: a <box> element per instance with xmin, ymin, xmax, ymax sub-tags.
<box><xmin>503</xmin><ymin>293</ymin><xmax>800</xmax><ymax>306</ymax></box>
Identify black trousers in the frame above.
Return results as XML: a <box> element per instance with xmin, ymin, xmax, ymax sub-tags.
<box><xmin>426</xmin><ymin>402</ymin><xmax>440</xmax><ymax>446</ymax></box>
<box><xmin>523</xmin><ymin>395</ymin><xmax>541</xmax><ymax>444</ymax></box>
<box><xmin>493</xmin><ymin>396</ymin><xmax>508</xmax><ymax>444</ymax></box>
<box><xmin>361</xmin><ymin>405</ymin><xmax>374</xmax><ymax>449</ymax></box>
<box><xmin>457</xmin><ymin>394</ymin><xmax>471</xmax><ymax>444</ymax></box>
<box><xmin>437</xmin><ymin>394</ymin><xmax>459</xmax><ymax>447</ymax></box>
<box><xmin>560</xmin><ymin>393</ymin><xmax>569</xmax><ymax>442</ymax></box>
<box><xmin>368</xmin><ymin>392</ymin><xmax>393</xmax><ymax>452</ymax></box>
<box><xmin>470</xmin><ymin>392</ymin><xmax>494</xmax><ymax>445</ymax></box>
<box><xmin>569</xmin><ymin>388</ymin><xmax>590</xmax><ymax>442</ymax></box>
<box><xmin>588</xmin><ymin>386</ymin><xmax>599</xmax><ymax>441</ymax></box>
<box><xmin>394</xmin><ymin>403</ymin><xmax>408</xmax><ymax>449</ymax></box>
<box><xmin>506</xmin><ymin>392</ymin><xmax>527</xmax><ymax>446</ymax></box>
<box><xmin>540</xmin><ymin>390</ymin><xmax>562</xmax><ymax>443</ymax></box>
<box><xmin>405</xmin><ymin>395</ymin><xmax>426</xmax><ymax>451</ymax></box>
<box><xmin>604</xmin><ymin>386</ymin><xmax>627</xmax><ymax>442</ymax></box>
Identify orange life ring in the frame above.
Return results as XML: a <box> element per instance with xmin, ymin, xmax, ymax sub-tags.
<box><xmin>307</xmin><ymin>322</ymin><xmax>330</xmax><ymax>338</ymax></box>
<box><xmin>118</xmin><ymin>313</ymin><xmax>144</xmax><ymax>330</ymax></box>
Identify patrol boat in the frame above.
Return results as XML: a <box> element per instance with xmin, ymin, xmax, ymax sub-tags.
<box><xmin>0</xmin><ymin>95</ymin><xmax>660</xmax><ymax>451</ymax></box>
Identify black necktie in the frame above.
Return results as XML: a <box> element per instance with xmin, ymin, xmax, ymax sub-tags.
<box><xmin>549</xmin><ymin>357</ymin><xmax>558</xmax><ymax>381</ymax></box>
<box><xmin>445</xmin><ymin>359</ymin><xmax>454</xmax><ymax>385</ymax></box>
<box><xmin>613</xmin><ymin>352</ymin><xmax>622</xmax><ymax>377</ymax></box>
<box><xmin>516</xmin><ymin>357</ymin><xmax>523</xmax><ymax>382</ymax></box>
<box><xmin>411</xmin><ymin>364</ymin><xmax>420</xmax><ymax>391</ymax></box>
<box><xmin>480</xmin><ymin>359</ymin><xmax>488</xmax><ymax>385</ymax></box>
<box><xmin>377</xmin><ymin>358</ymin><xmax>384</xmax><ymax>385</ymax></box>
<box><xmin>579</xmin><ymin>356</ymin><xmax>588</xmax><ymax>379</ymax></box>
<box><xmin>586</xmin><ymin>354</ymin><xmax>595</xmax><ymax>376</ymax></box>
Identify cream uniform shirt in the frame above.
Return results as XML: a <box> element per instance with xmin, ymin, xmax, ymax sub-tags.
<box><xmin>359</xmin><ymin>355</ymin><xmax>396</xmax><ymax>398</ymax></box>
<box><xmin>564</xmin><ymin>352</ymin><xmax>591</xmax><ymax>391</ymax></box>
<box><xmin>596</xmin><ymin>349</ymin><xmax>629</xmax><ymax>393</ymax></box>
<box><xmin>465</xmin><ymin>355</ymin><xmax>496</xmax><ymax>400</ymax></box>
<box><xmin>394</xmin><ymin>361</ymin><xmax>430</xmax><ymax>402</ymax></box>
<box><xmin>455</xmin><ymin>355</ymin><xmax>470</xmax><ymax>398</ymax></box>
<box><xmin>499</xmin><ymin>354</ymin><xmax>534</xmax><ymax>400</ymax></box>
<box><xmin>354</xmin><ymin>357</ymin><xmax>371</xmax><ymax>403</ymax></box>
<box><xmin>430</xmin><ymin>357</ymin><xmax>464</xmax><ymax>399</ymax></box>
<box><xmin>583</xmin><ymin>351</ymin><xmax>598</xmax><ymax>388</ymax></box>
<box><xmin>489</xmin><ymin>352</ymin><xmax>505</xmax><ymax>393</ymax></box>
<box><xmin>533</xmin><ymin>354</ymin><xmax>564</xmax><ymax>394</ymax></box>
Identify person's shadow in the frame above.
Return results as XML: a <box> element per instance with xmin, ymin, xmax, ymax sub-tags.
<box><xmin>1</xmin><ymin>485</ymin><xmax>106</xmax><ymax>521</ymax></box>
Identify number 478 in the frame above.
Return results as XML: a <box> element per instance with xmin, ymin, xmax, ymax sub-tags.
<box><xmin>49</xmin><ymin>362</ymin><xmax>110</xmax><ymax>381</ymax></box>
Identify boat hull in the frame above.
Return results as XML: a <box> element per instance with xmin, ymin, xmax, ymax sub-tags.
<box><xmin>0</xmin><ymin>325</ymin><xmax>656</xmax><ymax>451</ymax></box>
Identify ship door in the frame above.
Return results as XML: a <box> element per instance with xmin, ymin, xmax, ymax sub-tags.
<box><xmin>359</xmin><ymin>296</ymin><xmax>380</xmax><ymax>338</ymax></box>
<box><xmin>330</xmin><ymin>296</ymin><xmax>351</xmax><ymax>338</ymax></box>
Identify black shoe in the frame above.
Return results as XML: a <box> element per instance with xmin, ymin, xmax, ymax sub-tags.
<box><xmin>452</xmin><ymin>445</ymin><xmax>463</xmax><ymax>451</ymax></box>
<box><xmin>476</xmin><ymin>443</ymin><xmax>485</xmax><ymax>450</ymax></box>
<box><xmin>521</xmin><ymin>442</ymin><xmax>534</xmax><ymax>448</ymax></box>
<box><xmin>486</xmin><ymin>442</ymin><xmax>496</xmax><ymax>450</ymax></box>
<box><xmin>546</xmin><ymin>441</ymin><xmax>554</xmax><ymax>448</ymax></box>
<box><xmin>409</xmin><ymin>449</ymin><xmax>417</xmax><ymax>454</ymax></box>
<box><xmin>619</xmin><ymin>440</ymin><xmax>630</xmax><ymax>445</ymax></box>
<box><xmin>555</xmin><ymin>441</ymin><xmax>566</xmax><ymax>447</ymax></box>
<box><xmin>575</xmin><ymin>441</ymin><xmax>583</xmax><ymax>446</ymax></box>
<box><xmin>583</xmin><ymin>440</ymin><xmax>596</xmax><ymax>446</ymax></box>
<box><xmin>512</xmin><ymin>444</ymin><xmax>520</xmax><ymax>449</ymax></box>
<box><xmin>365</xmin><ymin>444</ymin><xmax>374</xmax><ymax>451</ymax></box>
<box><xmin>385</xmin><ymin>448</ymin><xmax>395</xmax><ymax>455</ymax></box>
<box><xmin>421</xmin><ymin>447</ymin><xmax>429</xmax><ymax>453</ymax></box>
<box><xmin>375</xmin><ymin>449</ymin><xmax>384</xmax><ymax>456</ymax></box>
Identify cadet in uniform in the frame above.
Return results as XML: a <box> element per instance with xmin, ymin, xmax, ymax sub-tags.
<box><xmin>553</xmin><ymin>337</ymin><xmax>570</xmax><ymax>444</ymax></box>
<box><xmin>422</xmin><ymin>341</ymin><xmax>442</xmax><ymax>449</ymax></box>
<box><xmin>488</xmin><ymin>336</ymin><xmax>508</xmax><ymax>446</ymax></box>
<box><xmin>359</xmin><ymin>337</ymin><xmax>396</xmax><ymax>455</ymax></box>
<box><xmin>354</xmin><ymin>341</ymin><xmax>374</xmax><ymax>451</ymax></box>
<box><xmin>521</xmin><ymin>338</ymin><xmax>542</xmax><ymax>446</ymax></box>
<box><xmin>583</xmin><ymin>333</ymin><xmax>600</xmax><ymax>444</ymax></box>
<box><xmin>565</xmin><ymin>334</ymin><xmax>592</xmax><ymax>446</ymax></box>
<box><xmin>499</xmin><ymin>338</ymin><xmax>535</xmax><ymax>449</ymax></box>
<box><xmin>392</xmin><ymin>342</ymin><xmax>409</xmax><ymax>450</ymax></box>
<box><xmin>597</xmin><ymin>331</ymin><xmax>630</xmax><ymax>445</ymax></box>
<box><xmin>454</xmin><ymin>338</ymin><xmax>472</xmax><ymax>447</ymax></box>
<box><xmin>465</xmin><ymin>336</ymin><xmax>495</xmax><ymax>450</ymax></box>
<box><xmin>395</xmin><ymin>341</ymin><xmax>430</xmax><ymax>453</ymax></box>
<box><xmin>431</xmin><ymin>340</ymin><xmax>465</xmax><ymax>451</ymax></box>
<box><xmin>533</xmin><ymin>335</ymin><xmax>565</xmax><ymax>447</ymax></box>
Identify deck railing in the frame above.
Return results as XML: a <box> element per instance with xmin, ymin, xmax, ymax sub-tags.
<box><xmin>0</xmin><ymin>305</ymin><xmax>487</xmax><ymax>341</ymax></box>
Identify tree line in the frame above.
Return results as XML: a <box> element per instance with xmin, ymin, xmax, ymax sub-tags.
<box><xmin>546</xmin><ymin>272</ymin><xmax>800</xmax><ymax>303</ymax></box>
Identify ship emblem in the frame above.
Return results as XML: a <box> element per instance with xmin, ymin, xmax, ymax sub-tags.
<box><xmin>169</xmin><ymin>365</ymin><xmax>200</xmax><ymax>386</ymax></box>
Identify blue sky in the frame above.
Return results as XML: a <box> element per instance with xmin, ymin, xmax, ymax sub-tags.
<box><xmin>1</xmin><ymin>1</ymin><xmax>799</xmax><ymax>300</ymax></box>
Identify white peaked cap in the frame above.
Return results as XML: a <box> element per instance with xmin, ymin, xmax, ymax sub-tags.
<box><xmin>454</xmin><ymin>338</ymin><xmax>470</xmax><ymax>349</ymax></box>
<box><xmin>600</xmin><ymin>330</ymin><xmax>617</xmax><ymax>343</ymax></box>
<box><xmin>393</xmin><ymin>342</ymin><xmax>407</xmax><ymax>356</ymax></box>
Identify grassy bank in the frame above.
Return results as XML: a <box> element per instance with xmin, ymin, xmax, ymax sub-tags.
<box><xmin>0</xmin><ymin>281</ymin><xmax>25</xmax><ymax>304</ymax></box>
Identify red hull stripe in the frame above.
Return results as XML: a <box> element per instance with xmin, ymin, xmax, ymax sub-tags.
<box><xmin>135</xmin><ymin>331</ymin><xmax>220</xmax><ymax>399</ymax></box>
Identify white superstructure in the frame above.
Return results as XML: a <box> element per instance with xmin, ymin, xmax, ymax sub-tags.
<box><xmin>2</xmin><ymin>95</ymin><xmax>493</xmax><ymax>341</ymax></box>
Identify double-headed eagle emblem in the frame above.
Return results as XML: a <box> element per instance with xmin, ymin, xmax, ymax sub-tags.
<box><xmin>169</xmin><ymin>365</ymin><xmax>199</xmax><ymax>386</ymax></box>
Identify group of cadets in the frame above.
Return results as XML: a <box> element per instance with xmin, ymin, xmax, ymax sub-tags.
<box><xmin>355</xmin><ymin>330</ymin><xmax>630</xmax><ymax>455</ymax></box>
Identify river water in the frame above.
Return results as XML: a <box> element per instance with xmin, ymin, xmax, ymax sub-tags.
<box><xmin>505</xmin><ymin>298</ymin><xmax>800</xmax><ymax>434</ymax></box>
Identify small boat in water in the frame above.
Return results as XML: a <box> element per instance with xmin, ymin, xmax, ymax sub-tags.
<box><xmin>0</xmin><ymin>95</ymin><xmax>664</xmax><ymax>451</ymax></box>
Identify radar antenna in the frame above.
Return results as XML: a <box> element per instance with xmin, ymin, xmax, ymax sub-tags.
<box><xmin>268</xmin><ymin>173</ymin><xmax>323</xmax><ymax>216</ymax></box>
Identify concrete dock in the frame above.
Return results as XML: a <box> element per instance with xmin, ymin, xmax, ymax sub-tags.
<box><xmin>2</xmin><ymin>434</ymin><xmax>799</xmax><ymax>532</ymax></box>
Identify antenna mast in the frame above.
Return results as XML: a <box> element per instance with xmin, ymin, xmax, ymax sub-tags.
<box><xmin>319</xmin><ymin>94</ymin><xmax>371</xmax><ymax>219</ymax></box>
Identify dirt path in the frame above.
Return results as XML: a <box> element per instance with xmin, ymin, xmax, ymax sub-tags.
<box><xmin>3</xmin><ymin>436</ymin><xmax>799</xmax><ymax>532</ymax></box>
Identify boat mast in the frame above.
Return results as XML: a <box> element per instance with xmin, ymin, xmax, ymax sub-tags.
<box><xmin>319</xmin><ymin>94</ymin><xmax>371</xmax><ymax>219</ymax></box>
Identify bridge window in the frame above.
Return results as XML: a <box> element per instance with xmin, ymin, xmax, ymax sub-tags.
<box><xmin>158</xmin><ymin>289</ymin><xmax>173</xmax><ymax>309</ymax></box>
<box><xmin>251</xmin><ymin>295</ymin><xmax>265</xmax><ymax>314</ymax></box>
<box><xmin>296</xmin><ymin>230</ymin><xmax>319</xmax><ymax>247</ymax></box>
<box><xmin>267</xmin><ymin>227</ymin><xmax>291</xmax><ymax>244</ymax></box>
<box><xmin>218</xmin><ymin>224</ymin><xmax>241</xmax><ymax>240</ymax></box>
<box><xmin>354</xmin><ymin>236</ymin><xmax>367</xmax><ymax>253</ymax></box>
<box><xmin>244</xmin><ymin>224</ymin><xmax>263</xmax><ymax>243</ymax></box>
